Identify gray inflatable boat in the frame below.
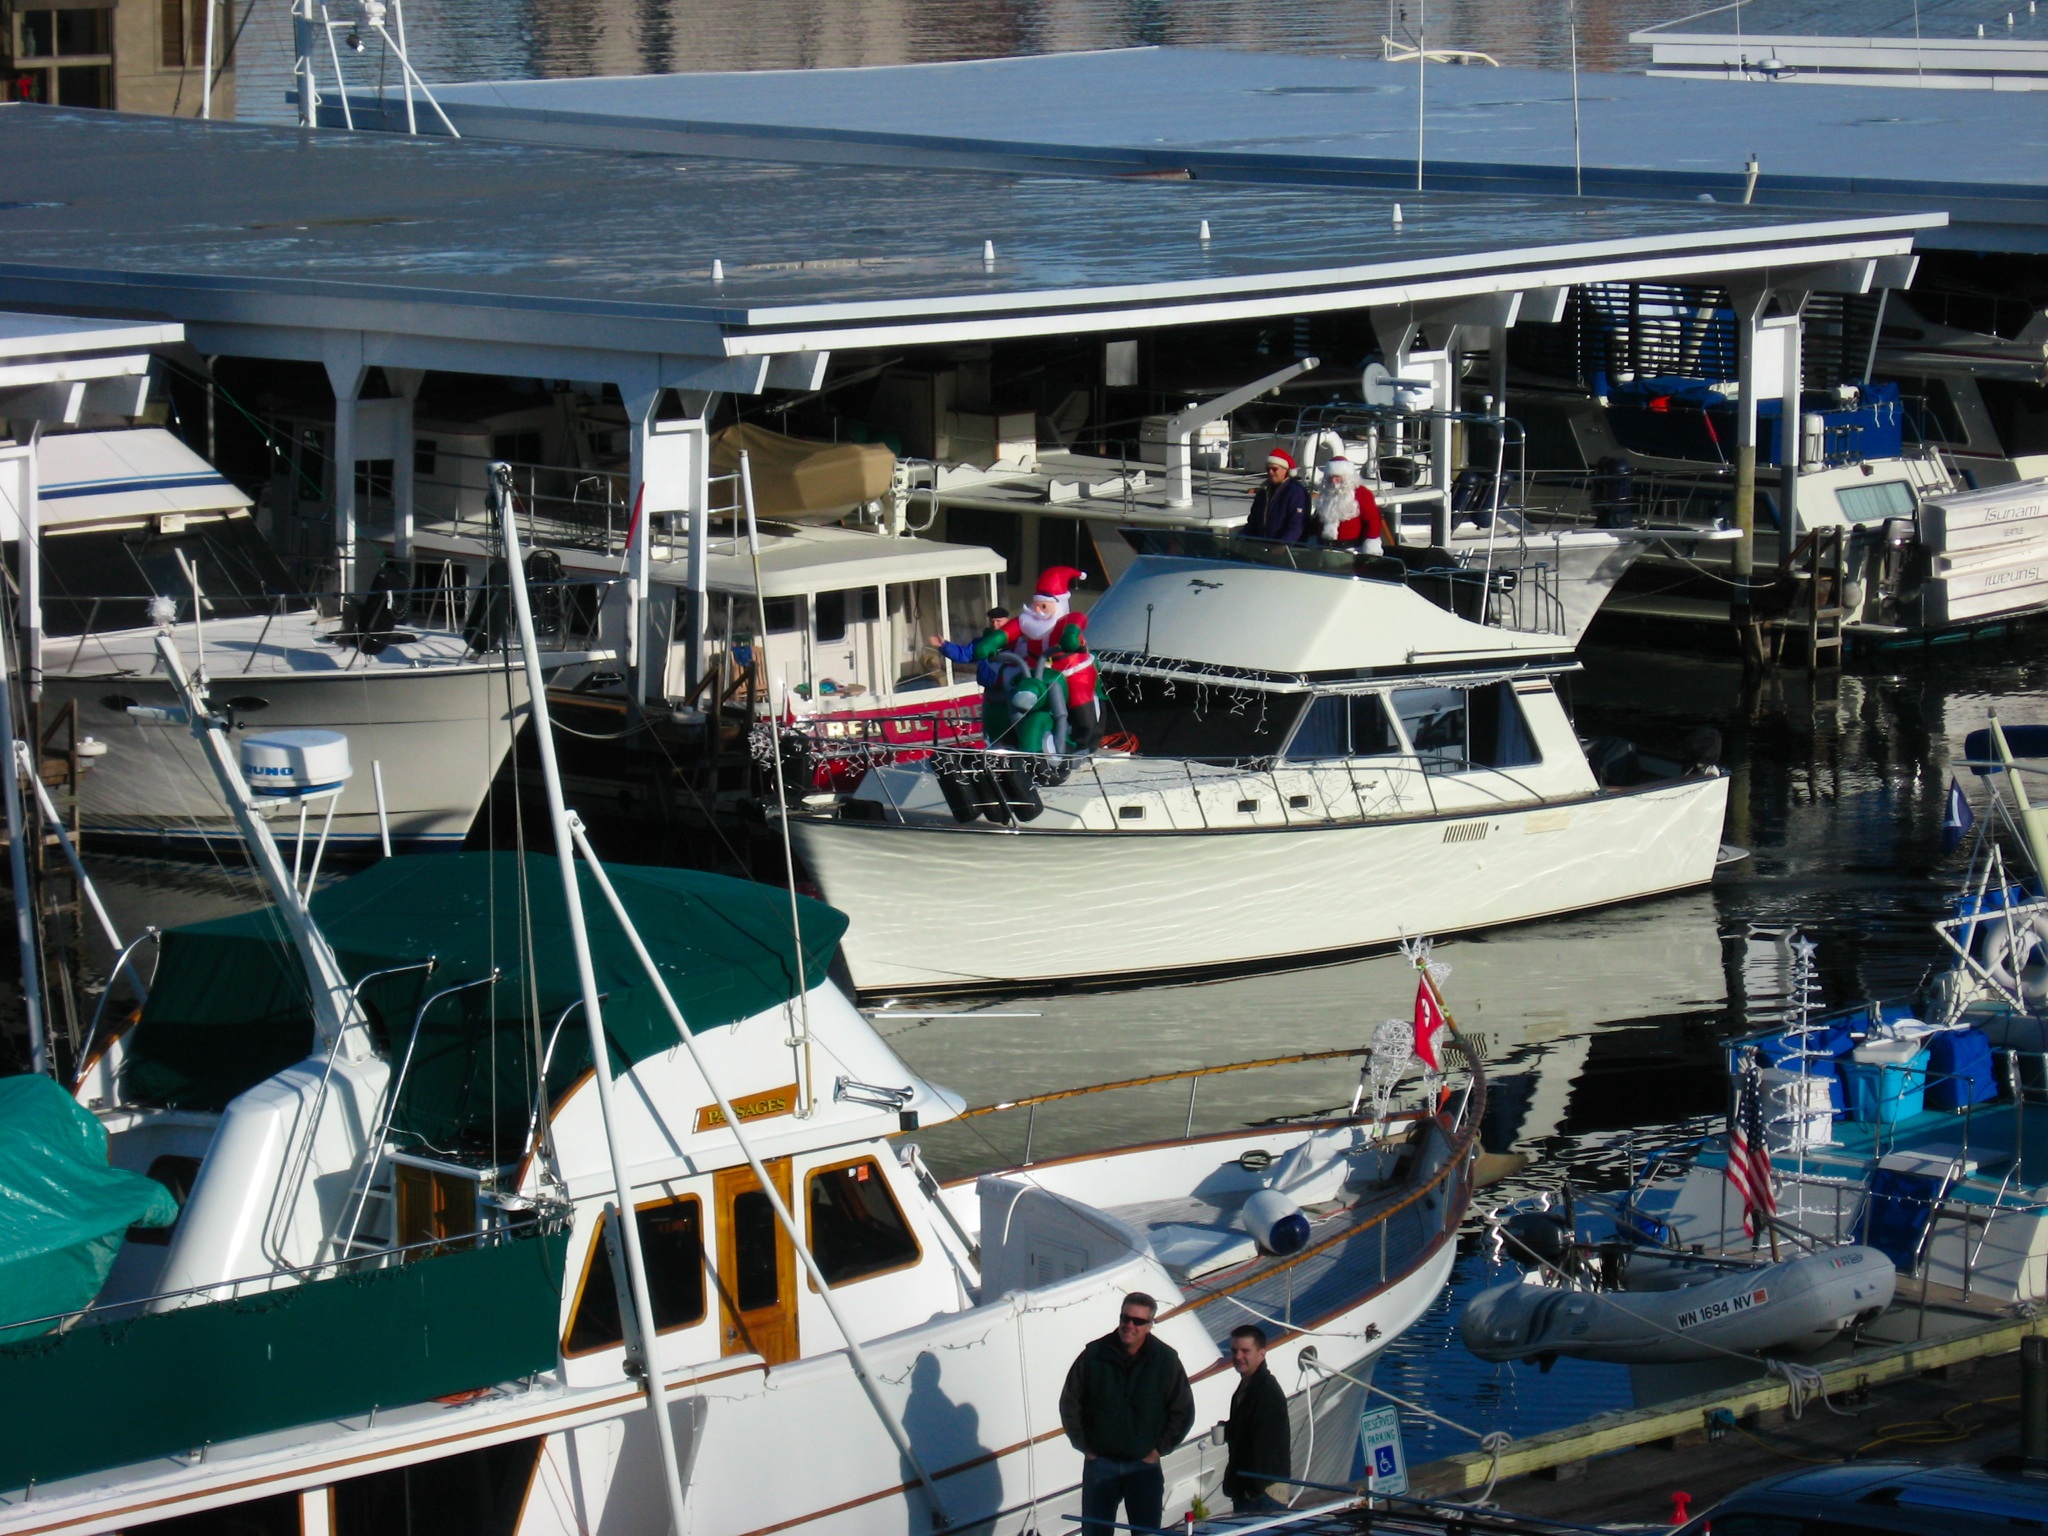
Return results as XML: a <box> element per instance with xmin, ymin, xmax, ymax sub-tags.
<box><xmin>1460</xmin><ymin>1246</ymin><xmax>1895</xmax><ymax>1365</ymax></box>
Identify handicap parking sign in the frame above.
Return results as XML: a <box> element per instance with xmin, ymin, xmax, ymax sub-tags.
<box><xmin>1357</xmin><ymin>1405</ymin><xmax>1408</xmax><ymax>1497</ymax></box>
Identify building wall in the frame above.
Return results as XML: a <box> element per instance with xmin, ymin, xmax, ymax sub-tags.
<box><xmin>3</xmin><ymin>0</ymin><xmax>234</xmax><ymax>115</ymax></box>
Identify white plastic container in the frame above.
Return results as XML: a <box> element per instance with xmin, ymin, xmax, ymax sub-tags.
<box><xmin>1852</xmin><ymin>1036</ymin><xmax>1924</xmax><ymax>1066</ymax></box>
<box><xmin>240</xmin><ymin>730</ymin><xmax>353</xmax><ymax>802</ymax></box>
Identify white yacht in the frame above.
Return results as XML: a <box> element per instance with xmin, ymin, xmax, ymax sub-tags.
<box><xmin>786</xmin><ymin>539</ymin><xmax>1732</xmax><ymax>996</ymax></box>
<box><xmin>25</xmin><ymin>430</ymin><xmax>610</xmax><ymax>848</ymax></box>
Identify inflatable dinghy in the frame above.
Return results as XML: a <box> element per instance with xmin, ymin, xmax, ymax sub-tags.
<box><xmin>1460</xmin><ymin>1246</ymin><xmax>1894</xmax><ymax>1365</ymax></box>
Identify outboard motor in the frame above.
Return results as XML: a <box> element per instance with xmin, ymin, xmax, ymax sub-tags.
<box><xmin>1239</xmin><ymin>1189</ymin><xmax>1311</xmax><ymax>1256</ymax></box>
<box><xmin>1683</xmin><ymin>726</ymin><xmax>1723</xmax><ymax>777</ymax></box>
<box><xmin>1499</xmin><ymin>1209</ymin><xmax>1572</xmax><ymax>1270</ymax></box>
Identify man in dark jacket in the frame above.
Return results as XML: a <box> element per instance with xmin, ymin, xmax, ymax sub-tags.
<box><xmin>1244</xmin><ymin>448</ymin><xmax>1311</xmax><ymax>543</ymax></box>
<box><xmin>1059</xmin><ymin>1292</ymin><xmax>1196</xmax><ymax>1531</ymax></box>
<box><xmin>1221</xmin><ymin>1325</ymin><xmax>1292</xmax><ymax>1512</ymax></box>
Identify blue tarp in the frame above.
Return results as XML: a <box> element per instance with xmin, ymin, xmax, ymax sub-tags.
<box><xmin>0</xmin><ymin>1075</ymin><xmax>176</xmax><ymax>1339</ymax></box>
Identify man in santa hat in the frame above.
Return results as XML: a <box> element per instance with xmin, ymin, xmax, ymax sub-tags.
<box><xmin>1313</xmin><ymin>456</ymin><xmax>1385</xmax><ymax>555</ymax></box>
<box><xmin>1244</xmin><ymin>448</ymin><xmax>1311</xmax><ymax>543</ymax></box>
<box><xmin>973</xmin><ymin>566</ymin><xmax>1100</xmax><ymax>751</ymax></box>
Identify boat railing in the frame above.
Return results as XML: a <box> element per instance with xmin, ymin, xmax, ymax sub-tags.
<box><xmin>46</xmin><ymin>577</ymin><xmax>624</xmax><ymax>668</ymax></box>
<box><xmin>928</xmin><ymin>1035</ymin><xmax>1485</xmax><ymax>1312</ymax></box>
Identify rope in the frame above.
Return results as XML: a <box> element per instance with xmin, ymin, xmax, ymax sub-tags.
<box><xmin>1297</xmin><ymin>1351</ymin><xmax>1514</xmax><ymax>1503</ymax></box>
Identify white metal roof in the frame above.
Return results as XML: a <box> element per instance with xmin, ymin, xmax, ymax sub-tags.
<box><xmin>683</xmin><ymin>523</ymin><xmax>1007</xmax><ymax>599</ymax></box>
<box><xmin>34</xmin><ymin>429</ymin><xmax>251</xmax><ymax>529</ymax></box>
<box><xmin>1085</xmin><ymin>555</ymin><xmax>1571</xmax><ymax>680</ymax></box>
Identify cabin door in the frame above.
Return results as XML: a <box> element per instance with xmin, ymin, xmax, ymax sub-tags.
<box><xmin>713</xmin><ymin>1160</ymin><xmax>799</xmax><ymax>1365</ymax></box>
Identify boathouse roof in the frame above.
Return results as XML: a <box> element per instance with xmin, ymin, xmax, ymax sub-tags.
<box><xmin>390</xmin><ymin>47</ymin><xmax>2046</xmax><ymax>252</ymax></box>
<box><xmin>0</xmin><ymin>104</ymin><xmax>1934</xmax><ymax>394</ymax></box>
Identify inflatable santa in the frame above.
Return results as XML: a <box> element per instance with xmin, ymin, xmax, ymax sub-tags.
<box><xmin>974</xmin><ymin>566</ymin><xmax>1100</xmax><ymax>751</ymax></box>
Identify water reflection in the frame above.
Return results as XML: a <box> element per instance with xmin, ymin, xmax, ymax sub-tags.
<box><xmin>233</xmin><ymin>0</ymin><xmax>1718</xmax><ymax>124</ymax></box>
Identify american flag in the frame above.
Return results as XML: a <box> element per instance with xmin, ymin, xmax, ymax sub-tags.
<box><xmin>1726</xmin><ymin>1058</ymin><xmax>1777</xmax><ymax>1238</ymax></box>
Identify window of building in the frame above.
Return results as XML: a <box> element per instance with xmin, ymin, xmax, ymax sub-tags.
<box><xmin>11</xmin><ymin>5</ymin><xmax>112</xmax><ymax>108</ymax></box>
<box><xmin>808</xmin><ymin>1158</ymin><xmax>919</xmax><ymax>1285</ymax></box>
<box><xmin>160</xmin><ymin>0</ymin><xmax>184</xmax><ymax>66</ymax></box>
<box><xmin>563</xmin><ymin>1196</ymin><xmax>705</xmax><ymax>1356</ymax></box>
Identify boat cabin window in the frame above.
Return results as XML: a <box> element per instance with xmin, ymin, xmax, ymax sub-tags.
<box><xmin>28</xmin><ymin>514</ymin><xmax>301</xmax><ymax>638</ymax></box>
<box><xmin>732</xmin><ymin>1190</ymin><xmax>781</xmax><ymax>1310</ymax></box>
<box><xmin>563</xmin><ymin>1196</ymin><xmax>706</xmax><ymax>1356</ymax></box>
<box><xmin>813</xmin><ymin>587</ymin><xmax>877</xmax><ymax>644</ymax></box>
<box><xmin>1835</xmin><ymin>480</ymin><xmax>1916</xmax><ymax>524</ymax></box>
<box><xmin>762</xmin><ymin>597</ymin><xmax>801</xmax><ymax>635</ymax></box>
<box><xmin>1099</xmin><ymin>672</ymin><xmax>1299</xmax><ymax>761</ymax></box>
<box><xmin>807</xmin><ymin>1157</ymin><xmax>920</xmax><ymax>1286</ymax></box>
<box><xmin>1393</xmin><ymin>682</ymin><xmax>1541</xmax><ymax>773</ymax></box>
<box><xmin>393</xmin><ymin>1157</ymin><xmax>480</xmax><ymax>1258</ymax></box>
<box><xmin>1285</xmin><ymin>693</ymin><xmax>1400</xmax><ymax>761</ymax></box>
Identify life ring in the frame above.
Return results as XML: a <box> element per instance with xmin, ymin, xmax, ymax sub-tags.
<box><xmin>1100</xmin><ymin>731</ymin><xmax>1140</xmax><ymax>755</ymax></box>
<box><xmin>1973</xmin><ymin>907</ymin><xmax>2048</xmax><ymax>1001</ymax></box>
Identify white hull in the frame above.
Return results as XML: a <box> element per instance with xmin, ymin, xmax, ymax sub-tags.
<box><xmin>41</xmin><ymin>629</ymin><xmax>527</xmax><ymax>847</ymax></box>
<box><xmin>791</xmin><ymin>775</ymin><xmax>1730</xmax><ymax>994</ymax></box>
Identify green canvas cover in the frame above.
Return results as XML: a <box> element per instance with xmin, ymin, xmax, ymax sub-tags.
<box><xmin>119</xmin><ymin>854</ymin><xmax>849</xmax><ymax>1160</ymax></box>
<box><xmin>0</xmin><ymin>1074</ymin><xmax>177</xmax><ymax>1340</ymax></box>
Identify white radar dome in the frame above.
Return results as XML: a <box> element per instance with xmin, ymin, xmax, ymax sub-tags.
<box><xmin>240</xmin><ymin>730</ymin><xmax>353</xmax><ymax>800</ymax></box>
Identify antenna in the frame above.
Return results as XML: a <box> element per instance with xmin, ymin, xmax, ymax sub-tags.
<box><xmin>1568</xmin><ymin>0</ymin><xmax>1582</xmax><ymax>197</ymax></box>
<box><xmin>1416</xmin><ymin>0</ymin><xmax>1427</xmax><ymax>192</ymax></box>
<box><xmin>291</xmin><ymin>0</ymin><xmax>461</xmax><ymax>136</ymax></box>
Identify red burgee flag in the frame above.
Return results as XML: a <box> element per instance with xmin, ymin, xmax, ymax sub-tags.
<box><xmin>1412</xmin><ymin>975</ymin><xmax>1446</xmax><ymax>1070</ymax></box>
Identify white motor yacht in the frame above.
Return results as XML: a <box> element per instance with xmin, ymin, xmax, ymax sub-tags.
<box><xmin>786</xmin><ymin>538</ymin><xmax>1732</xmax><ymax>997</ymax></box>
<box><xmin>24</xmin><ymin>430</ymin><xmax>612</xmax><ymax>849</ymax></box>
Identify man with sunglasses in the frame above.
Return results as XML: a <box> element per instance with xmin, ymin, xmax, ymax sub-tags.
<box><xmin>1058</xmin><ymin>1292</ymin><xmax>1196</xmax><ymax>1531</ymax></box>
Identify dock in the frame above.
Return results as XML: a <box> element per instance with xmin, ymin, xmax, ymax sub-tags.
<box><xmin>1411</xmin><ymin>1311</ymin><xmax>2041</xmax><ymax>1524</ymax></box>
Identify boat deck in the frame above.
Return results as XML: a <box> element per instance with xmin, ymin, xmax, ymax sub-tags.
<box><xmin>1108</xmin><ymin>1171</ymin><xmax>1445</xmax><ymax>1348</ymax></box>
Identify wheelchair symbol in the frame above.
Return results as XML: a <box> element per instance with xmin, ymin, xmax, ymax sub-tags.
<box><xmin>1374</xmin><ymin>1445</ymin><xmax>1398</xmax><ymax>1478</ymax></box>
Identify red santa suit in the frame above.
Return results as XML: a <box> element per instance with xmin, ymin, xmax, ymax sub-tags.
<box><xmin>974</xmin><ymin>566</ymin><xmax>1099</xmax><ymax>748</ymax></box>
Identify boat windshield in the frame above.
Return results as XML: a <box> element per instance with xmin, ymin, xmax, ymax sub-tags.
<box><xmin>1099</xmin><ymin>671</ymin><xmax>1304</xmax><ymax>760</ymax></box>
<box><xmin>28</xmin><ymin>514</ymin><xmax>305</xmax><ymax>638</ymax></box>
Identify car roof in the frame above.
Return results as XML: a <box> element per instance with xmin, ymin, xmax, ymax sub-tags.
<box><xmin>1719</xmin><ymin>1461</ymin><xmax>2048</xmax><ymax>1527</ymax></box>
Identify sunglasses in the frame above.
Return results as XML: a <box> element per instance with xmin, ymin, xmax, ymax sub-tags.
<box><xmin>1119</xmin><ymin>1313</ymin><xmax>1154</xmax><ymax>1328</ymax></box>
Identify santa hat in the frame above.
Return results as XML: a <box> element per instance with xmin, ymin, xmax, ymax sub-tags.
<box><xmin>1034</xmin><ymin>566</ymin><xmax>1086</xmax><ymax>601</ymax></box>
<box><xmin>1266</xmin><ymin>448</ymin><xmax>1296</xmax><ymax>471</ymax></box>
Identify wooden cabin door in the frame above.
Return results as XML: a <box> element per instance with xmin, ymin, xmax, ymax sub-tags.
<box><xmin>713</xmin><ymin>1160</ymin><xmax>799</xmax><ymax>1365</ymax></box>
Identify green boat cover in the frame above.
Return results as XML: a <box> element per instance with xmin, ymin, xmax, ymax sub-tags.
<box><xmin>0</xmin><ymin>1074</ymin><xmax>177</xmax><ymax>1340</ymax></box>
<box><xmin>119</xmin><ymin>854</ymin><xmax>849</xmax><ymax>1159</ymax></box>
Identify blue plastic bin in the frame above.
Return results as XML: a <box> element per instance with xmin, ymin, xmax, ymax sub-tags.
<box><xmin>1925</xmin><ymin>1028</ymin><xmax>1998</xmax><ymax>1111</ymax></box>
<box><xmin>1842</xmin><ymin>1050</ymin><xmax>1930</xmax><ymax>1124</ymax></box>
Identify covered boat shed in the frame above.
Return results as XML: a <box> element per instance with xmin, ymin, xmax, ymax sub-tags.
<box><xmin>0</xmin><ymin>104</ymin><xmax>1938</xmax><ymax>698</ymax></box>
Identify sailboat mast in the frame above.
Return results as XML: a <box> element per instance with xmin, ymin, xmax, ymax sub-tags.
<box><xmin>488</xmin><ymin>464</ymin><xmax>692</xmax><ymax>1536</ymax></box>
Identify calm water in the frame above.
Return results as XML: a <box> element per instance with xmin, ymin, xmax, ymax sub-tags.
<box><xmin>233</xmin><ymin>0</ymin><xmax>1715</xmax><ymax>124</ymax></box>
<box><xmin>33</xmin><ymin>628</ymin><xmax>2048</xmax><ymax>1466</ymax></box>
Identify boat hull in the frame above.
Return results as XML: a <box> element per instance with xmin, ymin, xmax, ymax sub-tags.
<box><xmin>790</xmin><ymin>774</ymin><xmax>1730</xmax><ymax>995</ymax></box>
<box><xmin>43</xmin><ymin>664</ymin><xmax>527</xmax><ymax>850</ymax></box>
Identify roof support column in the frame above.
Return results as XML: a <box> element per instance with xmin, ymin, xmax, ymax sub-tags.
<box><xmin>323</xmin><ymin>354</ymin><xmax>367</xmax><ymax>596</ymax></box>
<box><xmin>1773</xmin><ymin>307</ymin><xmax>1807</xmax><ymax>556</ymax></box>
<box><xmin>386</xmin><ymin>368</ymin><xmax>423</xmax><ymax>561</ymax></box>
<box><xmin>1429</xmin><ymin>333</ymin><xmax>1457</xmax><ymax>548</ymax></box>
<box><xmin>625</xmin><ymin>388</ymin><xmax>712</xmax><ymax>705</ymax></box>
<box><xmin>1728</xmin><ymin>285</ymin><xmax>1773</xmax><ymax>665</ymax></box>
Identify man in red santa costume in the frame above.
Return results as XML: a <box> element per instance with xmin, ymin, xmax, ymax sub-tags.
<box><xmin>973</xmin><ymin>566</ymin><xmax>1100</xmax><ymax>751</ymax></box>
<box><xmin>1313</xmin><ymin>456</ymin><xmax>1384</xmax><ymax>554</ymax></box>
